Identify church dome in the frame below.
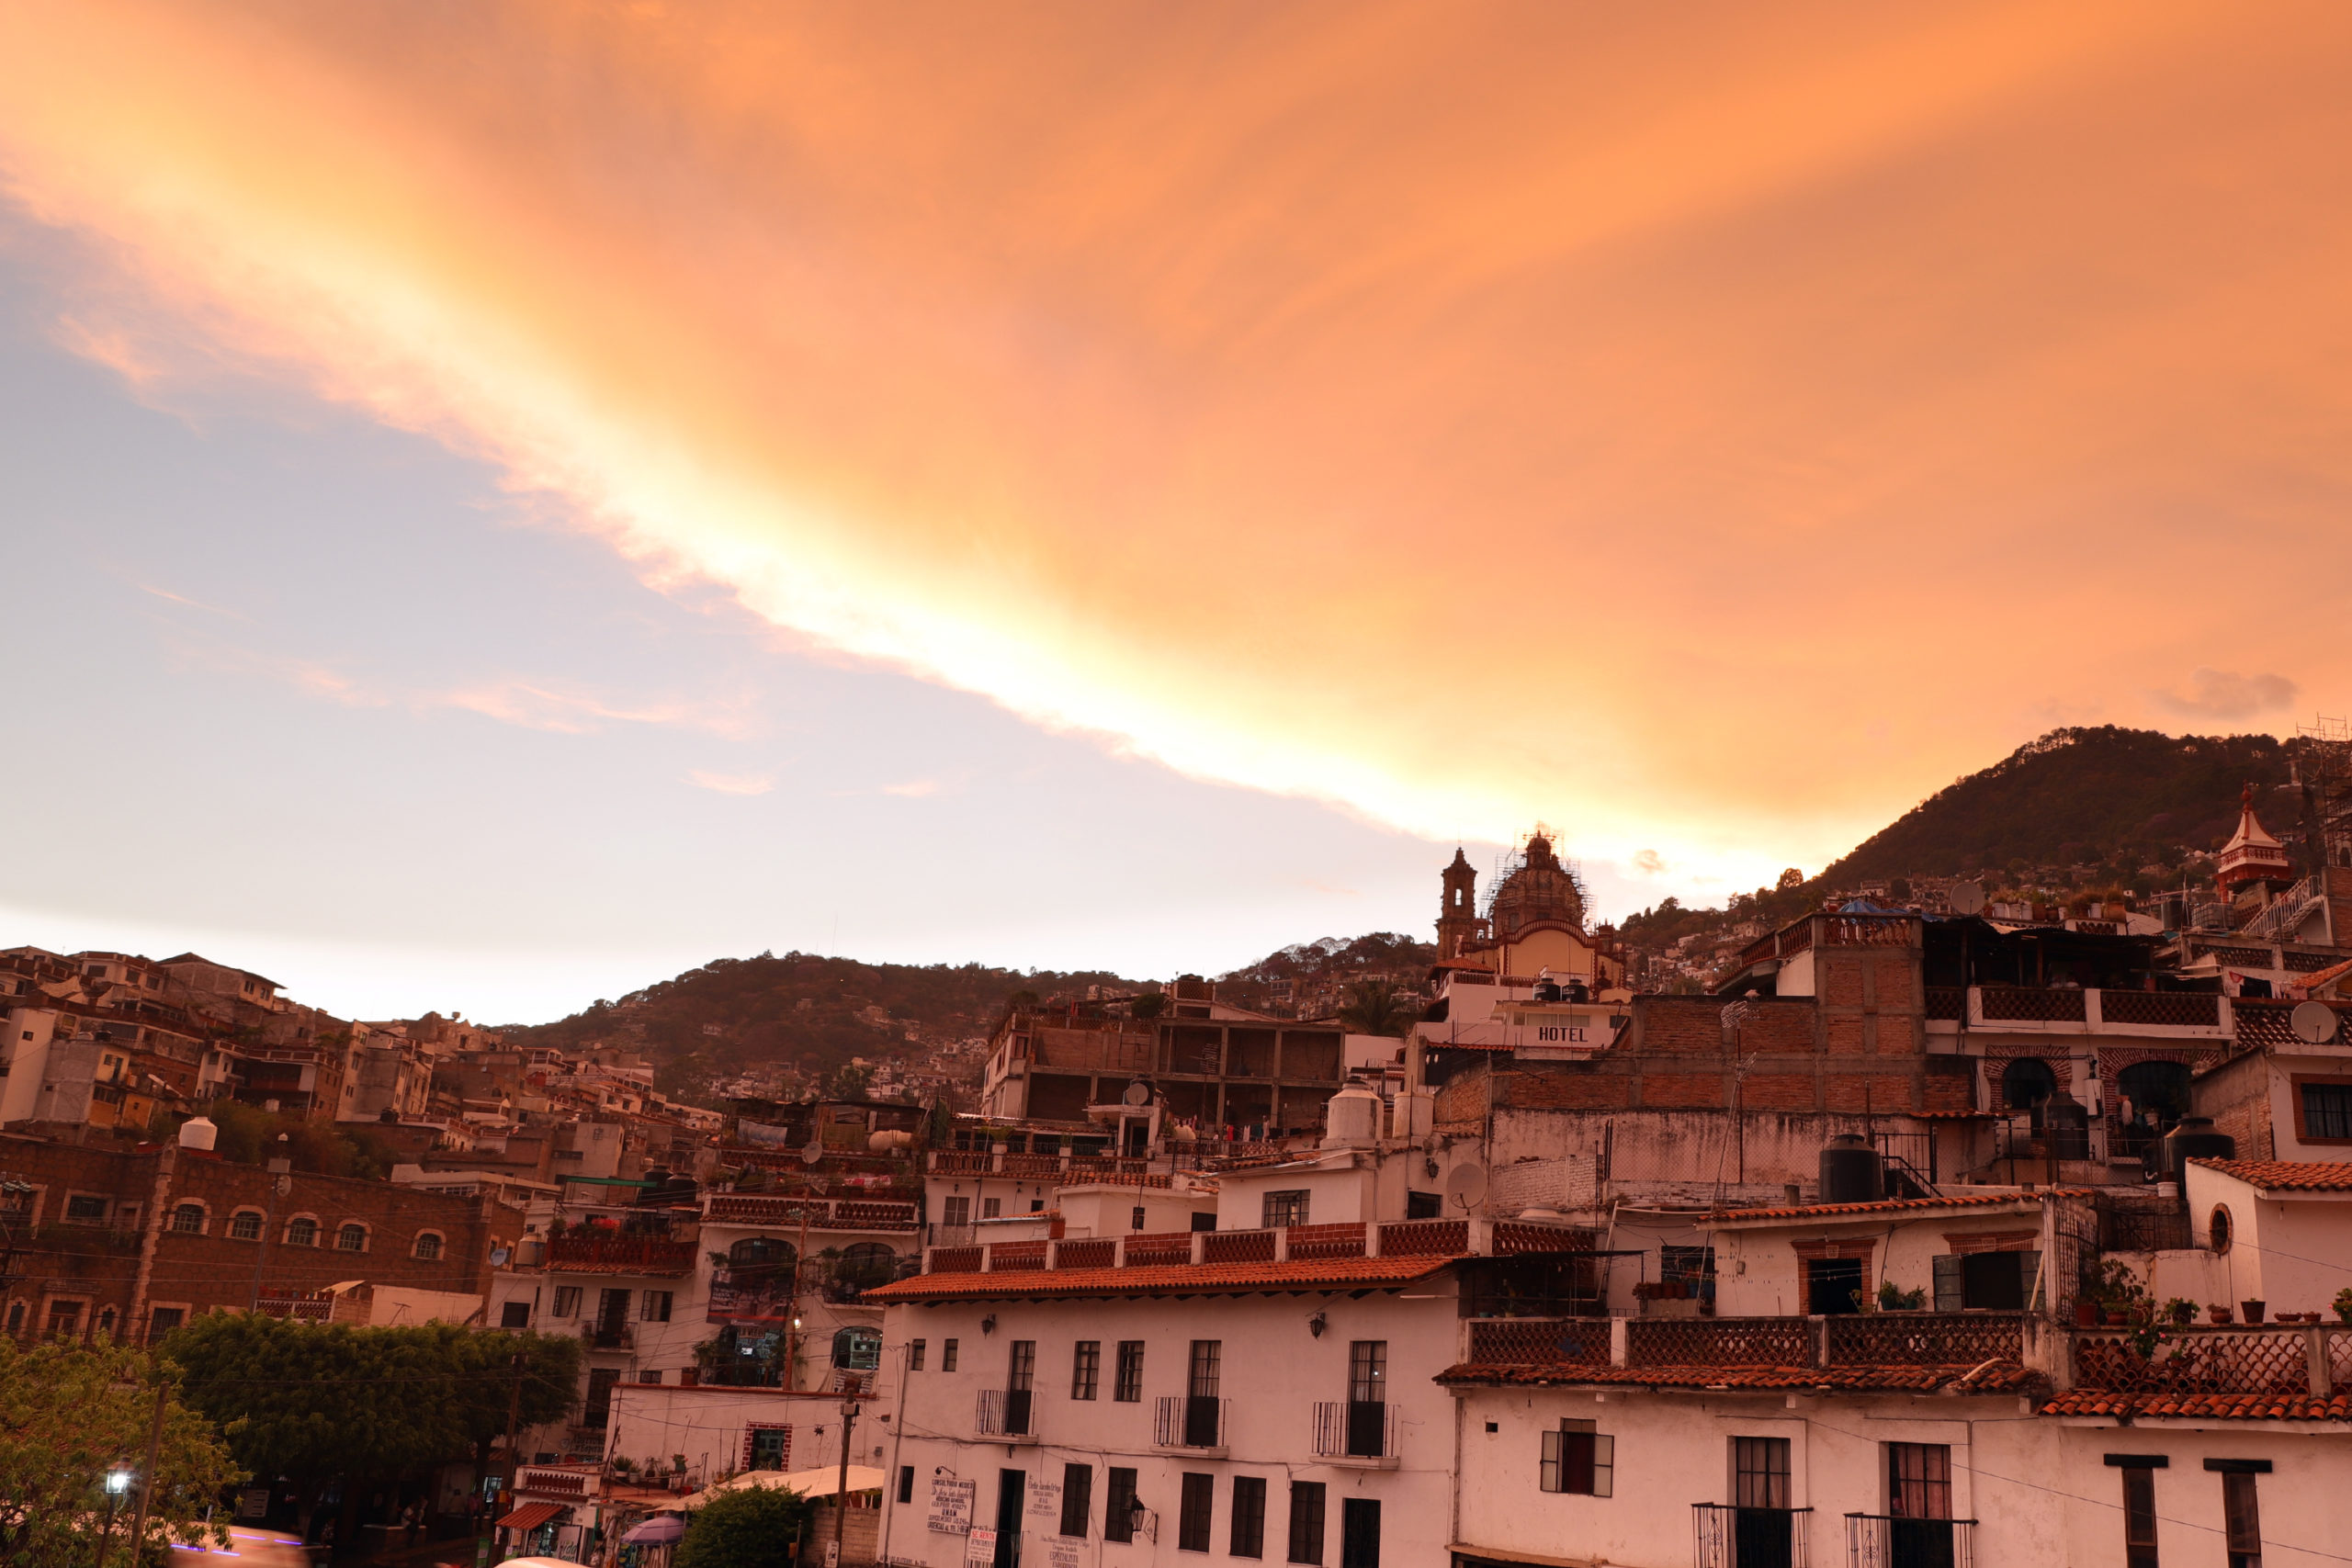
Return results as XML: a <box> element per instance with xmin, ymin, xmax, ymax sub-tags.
<box><xmin>1489</xmin><ymin>829</ymin><xmax>1587</xmax><ymax>936</ymax></box>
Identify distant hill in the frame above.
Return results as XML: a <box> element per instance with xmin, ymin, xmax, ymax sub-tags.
<box><xmin>1816</xmin><ymin>726</ymin><xmax>2299</xmax><ymax>886</ymax></box>
<box><xmin>502</xmin><ymin>951</ymin><xmax>1138</xmax><ymax>1099</ymax></box>
<box><xmin>502</xmin><ymin>935</ymin><xmax>1439</xmax><ymax>1100</ymax></box>
<box><xmin>1619</xmin><ymin>726</ymin><xmax>2312</xmax><ymax>976</ymax></box>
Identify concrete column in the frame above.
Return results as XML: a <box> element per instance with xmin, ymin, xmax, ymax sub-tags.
<box><xmin>1274</xmin><ymin>1227</ymin><xmax>1290</xmax><ymax>1263</ymax></box>
<box><xmin>1608</xmin><ymin>1316</ymin><xmax>1628</xmax><ymax>1368</ymax></box>
<box><xmin>2307</xmin><ymin>1326</ymin><xmax>2331</xmax><ymax>1396</ymax></box>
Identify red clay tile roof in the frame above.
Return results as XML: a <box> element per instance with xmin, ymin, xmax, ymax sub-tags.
<box><xmin>1705</xmin><ymin>1190</ymin><xmax>2088</xmax><ymax>1224</ymax></box>
<box><xmin>1439</xmin><ymin>1361</ymin><xmax>2043</xmax><ymax>1394</ymax></box>
<box><xmin>2229</xmin><ymin>1000</ymin><xmax>2352</xmax><ymax>1050</ymax></box>
<box><xmin>2043</xmin><ymin>1390</ymin><xmax>2352</xmax><ymax>1422</ymax></box>
<box><xmin>2294</xmin><ymin>957</ymin><xmax>2352</xmax><ymax>992</ymax></box>
<box><xmin>863</xmin><ymin>1255</ymin><xmax>1458</xmax><ymax>1303</ymax></box>
<box><xmin>2188</xmin><ymin>1158</ymin><xmax>2352</xmax><ymax>1191</ymax></box>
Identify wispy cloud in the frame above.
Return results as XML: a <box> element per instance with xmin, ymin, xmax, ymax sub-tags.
<box><xmin>880</xmin><ymin>779</ymin><xmax>941</xmax><ymax>798</ymax></box>
<box><xmin>164</xmin><ymin>632</ymin><xmax>760</xmax><ymax>740</ymax></box>
<box><xmin>2150</xmin><ymin>669</ymin><xmax>2300</xmax><ymax>722</ymax></box>
<box><xmin>686</xmin><ymin>770</ymin><xmax>774</xmax><ymax>796</ymax></box>
<box><xmin>139</xmin><ymin>582</ymin><xmax>250</xmax><ymax>621</ymax></box>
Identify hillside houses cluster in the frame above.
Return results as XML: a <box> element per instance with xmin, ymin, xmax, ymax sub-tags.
<box><xmin>11</xmin><ymin>786</ymin><xmax>2352</xmax><ymax>1564</ymax></box>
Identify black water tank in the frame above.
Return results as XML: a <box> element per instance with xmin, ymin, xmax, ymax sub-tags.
<box><xmin>2043</xmin><ymin>1092</ymin><xmax>2092</xmax><ymax>1161</ymax></box>
<box><xmin>2160</xmin><ymin>1116</ymin><xmax>2235</xmax><ymax>1179</ymax></box>
<box><xmin>1819</xmin><ymin>1134</ymin><xmax>1883</xmax><ymax>1204</ymax></box>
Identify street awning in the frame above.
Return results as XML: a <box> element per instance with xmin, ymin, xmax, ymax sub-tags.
<box><xmin>497</xmin><ymin>1502</ymin><xmax>567</xmax><ymax>1532</ymax></box>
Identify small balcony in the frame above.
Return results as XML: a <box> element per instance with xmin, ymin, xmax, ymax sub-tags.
<box><xmin>975</xmin><ymin>1387</ymin><xmax>1037</xmax><ymax>1443</ymax></box>
<box><xmin>1152</xmin><ymin>1394</ymin><xmax>1227</xmax><ymax>1455</ymax></box>
<box><xmin>1310</xmin><ymin>1401</ymin><xmax>1397</xmax><ymax>1467</ymax></box>
<box><xmin>580</xmin><ymin>1322</ymin><xmax>633</xmax><ymax>1352</ymax></box>
<box><xmin>1692</xmin><ymin>1504</ymin><xmax>1809</xmax><ymax>1568</ymax></box>
<box><xmin>1843</xmin><ymin>1513</ymin><xmax>1973</xmax><ymax>1568</ymax></box>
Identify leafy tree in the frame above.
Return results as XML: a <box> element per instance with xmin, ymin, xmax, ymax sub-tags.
<box><xmin>0</xmin><ymin>1337</ymin><xmax>241</xmax><ymax>1567</ymax></box>
<box><xmin>1337</xmin><ymin>979</ymin><xmax>1417</xmax><ymax>1039</ymax></box>
<box><xmin>675</xmin><ymin>1484</ymin><xmax>812</xmax><ymax>1568</ymax></box>
<box><xmin>164</xmin><ymin>1314</ymin><xmax>579</xmax><ymax>1543</ymax></box>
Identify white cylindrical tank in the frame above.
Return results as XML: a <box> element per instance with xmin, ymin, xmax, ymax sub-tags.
<box><xmin>1321</xmin><ymin>1082</ymin><xmax>1382</xmax><ymax>1149</ymax></box>
<box><xmin>177</xmin><ymin>1116</ymin><xmax>218</xmax><ymax>1153</ymax></box>
<box><xmin>1390</xmin><ymin>1090</ymin><xmax>1434</xmax><ymax>1139</ymax></box>
<box><xmin>867</xmin><ymin>1129</ymin><xmax>913</xmax><ymax>1153</ymax></box>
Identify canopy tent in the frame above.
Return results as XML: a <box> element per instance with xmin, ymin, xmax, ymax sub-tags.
<box><xmin>657</xmin><ymin>1464</ymin><xmax>888</xmax><ymax>1512</ymax></box>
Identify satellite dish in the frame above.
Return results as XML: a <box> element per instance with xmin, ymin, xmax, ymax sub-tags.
<box><xmin>2291</xmin><ymin>1001</ymin><xmax>2341</xmax><ymax>1044</ymax></box>
<box><xmin>1949</xmin><ymin>881</ymin><xmax>1986</xmax><ymax>916</ymax></box>
<box><xmin>1122</xmin><ymin>1078</ymin><xmax>1152</xmax><ymax>1108</ymax></box>
<box><xmin>800</xmin><ymin>1140</ymin><xmax>823</xmax><ymax>1167</ymax></box>
<box><xmin>1442</xmin><ymin>1162</ymin><xmax>1488</xmax><ymax>1213</ymax></box>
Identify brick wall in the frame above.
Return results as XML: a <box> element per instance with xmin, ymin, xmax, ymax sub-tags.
<box><xmin>0</xmin><ymin>1135</ymin><xmax>520</xmax><ymax>1342</ymax></box>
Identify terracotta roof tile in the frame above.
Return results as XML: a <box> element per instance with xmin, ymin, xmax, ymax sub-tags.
<box><xmin>863</xmin><ymin>1255</ymin><xmax>1458</xmax><ymax>1303</ymax></box>
<box><xmin>2043</xmin><ymin>1390</ymin><xmax>2352</xmax><ymax>1422</ymax></box>
<box><xmin>1438</xmin><ymin>1361</ymin><xmax>2044</xmax><ymax>1394</ymax></box>
<box><xmin>2188</xmin><ymin>1158</ymin><xmax>2352</xmax><ymax>1191</ymax></box>
<box><xmin>1706</xmin><ymin>1190</ymin><xmax>2088</xmax><ymax>1224</ymax></box>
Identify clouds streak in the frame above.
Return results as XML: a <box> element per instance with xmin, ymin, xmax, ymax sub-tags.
<box><xmin>4</xmin><ymin>3</ymin><xmax>2351</xmax><ymax>878</ymax></box>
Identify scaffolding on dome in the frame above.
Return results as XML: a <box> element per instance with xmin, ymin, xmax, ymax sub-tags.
<box><xmin>1482</xmin><ymin>822</ymin><xmax>1591</xmax><ymax>935</ymax></box>
<box><xmin>2296</xmin><ymin>716</ymin><xmax>2352</xmax><ymax>874</ymax></box>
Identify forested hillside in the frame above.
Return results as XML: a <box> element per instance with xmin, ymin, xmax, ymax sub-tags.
<box><xmin>1817</xmin><ymin>727</ymin><xmax>2298</xmax><ymax>886</ymax></box>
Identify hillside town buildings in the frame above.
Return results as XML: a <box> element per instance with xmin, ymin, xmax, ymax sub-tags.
<box><xmin>11</xmin><ymin>781</ymin><xmax>2352</xmax><ymax>1563</ymax></box>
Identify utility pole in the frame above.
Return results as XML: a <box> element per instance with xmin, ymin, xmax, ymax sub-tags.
<box><xmin>832</xmin><ymin>1397</ymin><xmax>859</xmax><ymax>1567</ymax></box>
<box><xmin>502</xmin><ymin>1350</ymin><xmax>526</xmax><ymax>1495</ymax></box>
<box><xmin>124</xmin><ymin>1380</ymin><xmax>169</xmax><ymax>1567</ymax></box>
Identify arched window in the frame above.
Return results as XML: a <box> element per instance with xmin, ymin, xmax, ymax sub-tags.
<box><xmin>2001</xmin><ymin>1058</ymin><xmax>2057</xmax><ymax>1112</ymax></box>
<box><xmin>729</xmin><ymin>1237</ymin><xmax>797</xmax><ymax>1277</ymax></box>
<box><xmin>835</xmin><ymin>1243</ymin><xmax>898</xmax><ymax>1292</ymax></box>
<box><xmin>97</xmin><ymin>1305</ymin><xmax>117</xmax><ymax>1333</ymax></box>
<box><xmin>336</xmin><ymin>1224</ymin><xmax>368</xmax><ymax>1253</ymax></box>
<box><xmin>285</xmin><ymin>1217</ymin><xmax>319</xmax><ymax>1247</ymax></box>
<box><xmin>413</xmin><ymin>1232</ymin><xmax>443</xmax><ymax>1261</ymax></box>
<box><xmin>3</xmin><ymin>1302</ymin><xmax>21</xmax><ymax>1333</ymax></box>
<box><xmin>2209</xmin><ymin>1204</ymin><xmax>2233</xmax><ymax>1254</ymax></box>
<box><xmin>169</xmin><ymin>1203</ymin><xmax>206</xmax><ymax>1235</ymax></box>
<box><xmin>831</xmin><ymin>1326</ymin><xmax>882</xmax><ymax>1371</ymax></box>
<box><xmin>2118</xmin><ymin>1060</ymin><xmax>2191</xmax><ymax>1128</ymax></box>
<box><xmin>228</xmin><ymin>1210</ymin><xmax>264</xmax><ymax>1242</ymax></box>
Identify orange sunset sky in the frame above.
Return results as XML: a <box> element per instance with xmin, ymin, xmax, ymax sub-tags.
<box><xmin>4</xmin><ymin>4</ymin><xmax>2349</xmax><ymax>1012</ymax></box>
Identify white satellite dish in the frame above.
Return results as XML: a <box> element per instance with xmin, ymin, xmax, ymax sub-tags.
<box><xmin>1949</xmin><ymin>881</ymin><xmax>1986</xmax><ymax>917</ymax></box>
<box><xmin>1442</xmin><ymin>1162</ymin><xmax>1488</xmax><ymax>1213</ymax></box>
<box><xmin>800</xmin><ymin>1140</ymin><xmax>823</xmax><ymax>1167</ymax></box>
<box><xmin>2291</xmin><ymin>1001</ymin><xmax>2341</xmax><ymax>1044</ymax></box>
<box><xmin>1122</xmin><ymin>1079</ymin><xmax>1152</xmax><ymax>1107</ymax></box>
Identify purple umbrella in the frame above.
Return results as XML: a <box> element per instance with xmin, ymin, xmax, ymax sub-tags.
<box><xmin>623</xmin><ymin>1516</ymin><xmax>686</xmax><ymax>1544</ymax></box>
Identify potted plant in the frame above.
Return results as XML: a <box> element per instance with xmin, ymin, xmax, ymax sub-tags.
<box><xmin>2336</xmin><ymin>1288</ymin><xmax>2352</xmax><ymax>1325</ymax></box>
<box><xmin>1878</xmin><ymin>1280</ymin><xmax>1926</xmax><ymax>1313</ymax></box>
<box><xmin>2208</xmin><ymin>1303</ymin><xmax>2233</xmax><ymax>1325</ymax></box>
<box><xmin>2075</xmin><ymin>1300</ymin><xmax>2100</xmax><ymax>1327</ymax></box>
<box><xmin>2241</xmin><ymin>1299</ymin><xmax>2267</xmax><ymax>1325</ymax></box>
<box><xmin>2165</xmin><ymin>1297</ymin><xmax>2197</xmax><ymax>1326</ymax></box>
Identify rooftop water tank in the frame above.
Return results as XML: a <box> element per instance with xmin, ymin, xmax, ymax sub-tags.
<box><xmin>2160</xmin><ymin>1116</ymin><xmax>2235</xmax><ymax>1179</ymax></box>
<box><xmin>1321</xmin><ymin>1081</ymin><xmax>1383</xmax><ymax>1150</ymax></box>
<box><xmin>2042</xmin><ymin>1092</ymin><xmax>2092</xmax><ymax>1161</ymax></box>
<box><xmin>1819</xmin><ymin>1134</ymin><xmax>1883</xmax><ymax>1205</ymax></box>
<box><xmin>177</xmin><ymin>1116</ymin><xmax>217</xmax><ymax>1153</ymax></box>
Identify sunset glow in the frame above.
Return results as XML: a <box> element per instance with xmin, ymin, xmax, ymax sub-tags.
<box><xmin>6</xmin><ymin>2</ymin><xmax>2350</xmax><ymax>890</ymax></box>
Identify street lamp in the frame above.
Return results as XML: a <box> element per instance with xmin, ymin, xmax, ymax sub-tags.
<box><xmin>95</xmin><ymin>1468</ymin><xmax>133</xmax><ymax>1567</ymax></box>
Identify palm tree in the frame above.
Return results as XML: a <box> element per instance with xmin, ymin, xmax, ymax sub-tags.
<box><xmin>1337</xmin><ymin>979</ymin><xmax>1417</xmax><ymax>1038</ymax></box>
